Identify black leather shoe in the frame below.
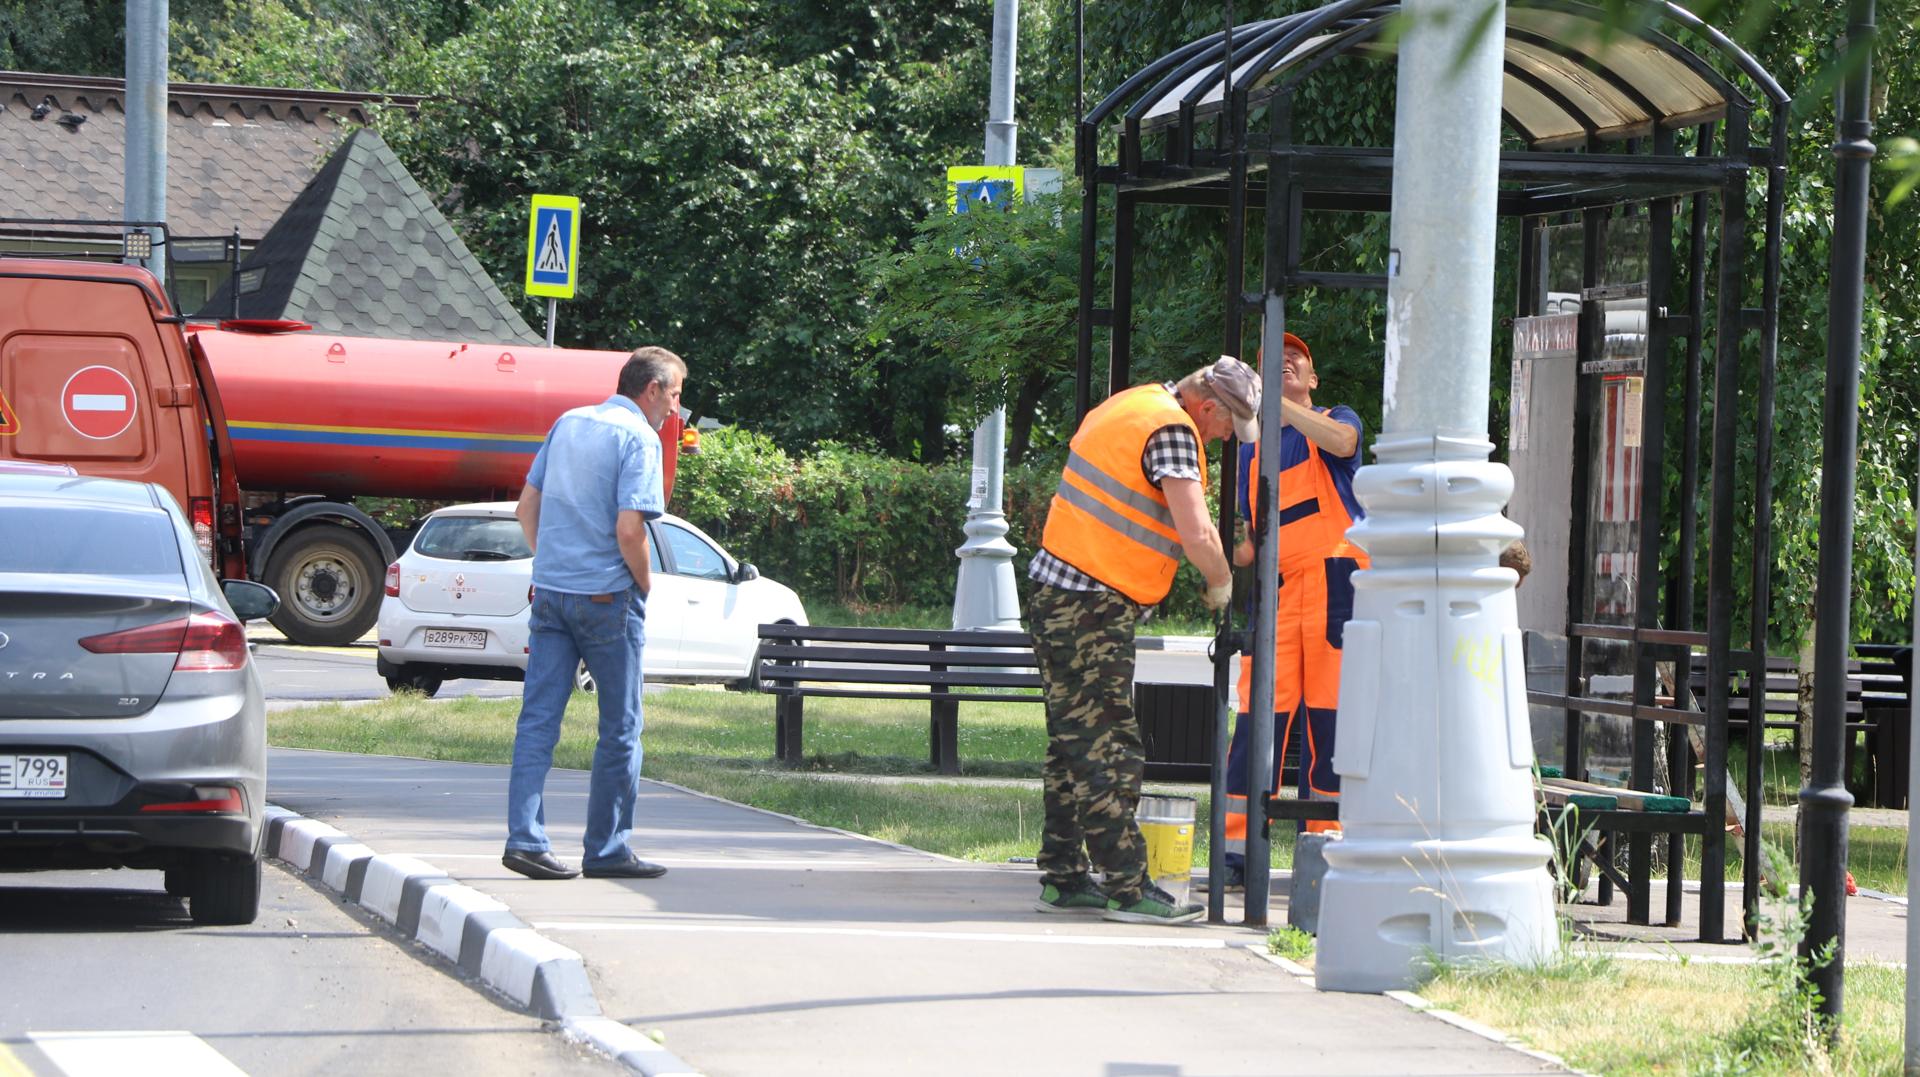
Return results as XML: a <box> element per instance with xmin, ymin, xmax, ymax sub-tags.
<box><xmin>582</xmin><ymin>854</ymin><xmax>668</xmax><ymax>879</ymax></box>
<box><xmin>502</xmin><ymin>848</ymin><xmax>580</xmax><ymax>880</ymax></box>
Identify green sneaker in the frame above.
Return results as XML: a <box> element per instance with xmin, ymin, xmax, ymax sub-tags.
<box><xmin>1103</xmin><ymin>884</ymin><xmax>1204</xmax><ymax>925</ymax></box>
<box><xmin>1033</xmin><ymin>881</ymin><xmax>1108</xmax><ymax>915</ymax></box>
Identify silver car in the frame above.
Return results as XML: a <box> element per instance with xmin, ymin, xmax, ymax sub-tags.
<box><xmin>0</xmin><ymin>472</ymin><xmax>278</xmax><ymax>925</ymax></box>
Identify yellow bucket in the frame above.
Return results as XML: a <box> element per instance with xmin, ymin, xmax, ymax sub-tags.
<box><xmin>1138</xmin><ymin>794</ymin><xmax>1197</xmax><ymax>904</ymax></box>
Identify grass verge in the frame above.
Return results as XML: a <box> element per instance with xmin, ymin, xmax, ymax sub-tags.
<box><xmin>1420</xmin><ymin>956</ymin><xmax>1903</xmax><ymax>1075</ymax></box>
<box><xmin>267</xmin><ymin>687</ymin><xmax>1289</xmax><ymax>869</ymax></box>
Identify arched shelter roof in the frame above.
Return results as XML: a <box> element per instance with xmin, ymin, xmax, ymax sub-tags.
<box><xmin>1086</xmin><ymin>0</ymin><xmax>1787</xmax><ymax>154</ymax></box>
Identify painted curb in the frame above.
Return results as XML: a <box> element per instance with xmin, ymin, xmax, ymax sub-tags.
<box><xmin>263</xmin><ymin>802</ymin><xmax>703</xmax><ymax>1076</ymax></box>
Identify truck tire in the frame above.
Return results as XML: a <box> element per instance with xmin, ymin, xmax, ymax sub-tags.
<box><xmin>266</xmin><ymin>524</ymin><xmax>384</xmax><ymax>646</ymax></box>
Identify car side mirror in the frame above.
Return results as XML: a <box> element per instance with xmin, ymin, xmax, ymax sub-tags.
<box><xmin>733</xmin><ymin>562</ymin><xmax>759</xmax><ymax>583</ymax></box>
<box><xmin>223</xmin><ymin>579</ymin><xmax>280</xmax><ymax>622</ymax></box>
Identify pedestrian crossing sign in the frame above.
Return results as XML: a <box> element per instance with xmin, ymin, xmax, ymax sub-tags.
<box><xmin>946</xmin><ymin>166</ymin><xmax>1024</xmax><ymax>215</ymax></box>
<box><xmin>524</xmin><ymin>194</ymin><xmax>581</xmax><ymax>299</ymax></box>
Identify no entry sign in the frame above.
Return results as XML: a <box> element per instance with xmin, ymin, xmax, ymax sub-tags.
<box><xmin>62</xmin><ymin>366</ymin><xmax>138</xmax><ymax>440</ymax></box>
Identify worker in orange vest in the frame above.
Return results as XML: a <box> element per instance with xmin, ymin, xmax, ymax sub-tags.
<box><xmin>1220</xmin><ymin>332</ymin><xmax>1368</xmax><ymax>887</ymax></box>
<box><xmin>1027</xmin><ymin>357</ymin><xmax>1258</xmax><ymax>925</ymax></box>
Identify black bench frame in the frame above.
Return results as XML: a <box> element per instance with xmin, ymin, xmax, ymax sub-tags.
<box><xmin>755</xmin><ymin>624</ymin><xmax>1041</xmax><ymax>775</ymax></box>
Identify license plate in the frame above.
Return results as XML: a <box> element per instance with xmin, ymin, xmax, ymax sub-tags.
<box><xmin>0</xmin><ymin>754</ymin><xmax>68</xmax><ymax>799</ymax></box>
<box><xmin>423</xmin><ymin>628</ymin><xmax>487</xmax><ymax>650</ymax></box>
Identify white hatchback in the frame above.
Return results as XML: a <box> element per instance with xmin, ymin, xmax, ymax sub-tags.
<box><xmin>376</xmin><ymin>503</ymin><xmax>807</xmax><ymax>696</ymax></box>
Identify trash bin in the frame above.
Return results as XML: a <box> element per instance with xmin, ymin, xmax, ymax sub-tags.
<box><xmin>1136</xmin><ymin>682</ymin><xmax>1216</xmax><ymax>781</ymax></box>
<box><xmin>1139</xmin><ymin>794</ymin><xmax>1198</xmax><ymax>904</ymax></box>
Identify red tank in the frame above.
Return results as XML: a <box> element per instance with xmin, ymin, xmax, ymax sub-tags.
<box><xmin>191</xmin><ymin>328</ymin><xmax>637</xmax><ymax>501</ymax></box>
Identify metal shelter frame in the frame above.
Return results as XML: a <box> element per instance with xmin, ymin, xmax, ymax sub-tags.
<box><xmin>1073</xmin><ymin>0</ymin><xmax>1789</xmax><ymax>939</ymax></box>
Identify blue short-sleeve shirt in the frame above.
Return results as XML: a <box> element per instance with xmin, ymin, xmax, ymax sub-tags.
<box><xmin>524</xmin><ymin>394</ymin><xmax>664</xmax><ymax>594</ymax></box>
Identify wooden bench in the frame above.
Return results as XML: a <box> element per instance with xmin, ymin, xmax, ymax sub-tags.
<box><xmin>1687</xmin><ymin>648</ymin><xmax>1913</xmax><ymax>808</ymax></box>
<box><xmin>754</xmin><ymin>624</ymin><xmax>1041</xmax><ymax>774</ymax></box>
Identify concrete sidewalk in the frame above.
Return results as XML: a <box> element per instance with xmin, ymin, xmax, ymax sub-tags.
<box><xmin>267</xmin><ymin>748</ymin><xmax>1566</xmax><ymax>1076</ymax></box>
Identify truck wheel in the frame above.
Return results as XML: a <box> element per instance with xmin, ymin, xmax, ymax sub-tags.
<box><xmin>266</xmin><ymin>524</ymin><xmax>383</xmax><ymax>646</ymax></box>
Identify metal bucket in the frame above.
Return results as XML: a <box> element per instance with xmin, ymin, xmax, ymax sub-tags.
<box><xmin>1138</xmin><ymin>794</ymin><xmax>1197</xmax><ymax>904</ymax></box>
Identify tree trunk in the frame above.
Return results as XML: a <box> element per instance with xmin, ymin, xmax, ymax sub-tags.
<box><xmin>1007</xmin><ymin>370</ymin><xmax>1046</xmax><ymax>467</ymax></box>
<box><xmin>920</xmin><ymin>396</ymin><xmax>946</xmax><ymax>465</ymax></box>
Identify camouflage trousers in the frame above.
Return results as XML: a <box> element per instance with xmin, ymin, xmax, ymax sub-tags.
<box><xmin>1026</xmin><ymin>583</ymin><xmax>1148</xmax><ymax>904</ymax></box>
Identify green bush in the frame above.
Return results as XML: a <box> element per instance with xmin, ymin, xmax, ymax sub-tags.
<box><xmin>672</xmin><ymin>427</ymin><xmax>1213</xmax><ymax>622</ymax></box>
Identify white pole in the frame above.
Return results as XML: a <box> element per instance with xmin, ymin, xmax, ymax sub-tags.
<box><xmin>546</xmin><ymin>296</ymin><xmax>558</xmax><ymax>347</ymax></box>
<box><xmin>1315</xmin><ymin>0</ymin><xmax>1559</xmax><ymax>992</ymax></box>
<box><xmin>952</xmin><ymin>0</ymin><xmax>1022</xmax><ymax>631</ymax></box>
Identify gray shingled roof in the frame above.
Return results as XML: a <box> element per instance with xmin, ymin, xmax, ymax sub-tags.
<box><xmin>0</xmin><ymin>72</ymin><xmax>409</xmax><ymax>240</ymax></box>
<box><xmin>197</xmin><ymin>129</ymin><xmax>540</xmax><ymax>345</ymax></box>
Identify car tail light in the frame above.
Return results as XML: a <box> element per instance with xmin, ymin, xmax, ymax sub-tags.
<box><xmin>79</xmin><ymin>612</ymin><xmax>248</xmax><ymax>671</ymax></box>
<box><xmin>139</xmin><ymin>785</ymin><xmax>244</xmax><ymax>814</ymax></box>
<box><xmin>190</xmin><ymin>497</ymin><xmax>216</xmax><ymax>563</ymax></box>
<box><xmin>385</xmin><ymin>562</ymin><xmax>402</xmax><ymax>597</ymax></box>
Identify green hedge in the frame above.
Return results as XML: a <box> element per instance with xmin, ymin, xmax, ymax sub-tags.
<box><xmin>672</xmin><ymin>427</ymin><xmax>1211</xmax><ymax>621</ymax></box>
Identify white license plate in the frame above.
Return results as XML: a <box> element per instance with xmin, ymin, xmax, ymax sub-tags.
<box><xmin>423</xmin><ymin>628</ymin><xmax>487</xmax><ymax>650</ymax></box>
<box><xmin>0</xmin><ymin>754</ymin><xmax>68</xmax><ymax>799</ymax></box>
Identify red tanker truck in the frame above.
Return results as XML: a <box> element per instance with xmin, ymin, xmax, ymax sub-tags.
<box><xmin>0</xmin><ymin>258</ymin><xmax>686</xmax><ymax>646</ymax></box>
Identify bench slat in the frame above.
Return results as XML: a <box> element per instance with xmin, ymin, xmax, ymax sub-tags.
<box><xmin>758</xmin><ymin>623</ymin><xmax>1032</xmax><ymax>647</ymax></box>
<box><xmin>762</xmin><ymin>665</ymin><xmax>1042</xmax><ymax>690</ymax></box>
<box><xmin>768</xmin><ymin>686</ymin><xmax>1044</xmax><ymax>705</ymax></box>
<box><xmin>757</xmin><ymin>643</ymin><xmax>1037</xmax><ymax>668</ymax></box>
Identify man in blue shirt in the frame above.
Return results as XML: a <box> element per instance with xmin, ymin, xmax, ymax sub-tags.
<box><xmin>503</xmin><ymin>346</ymin><xmax>685</xmax><ymax>881</ymax></box>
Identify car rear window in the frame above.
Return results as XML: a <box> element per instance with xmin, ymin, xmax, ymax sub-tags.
<box><xmin>0</xmin><ymin>505</ymin><xmax>183</xmax><ymax>577</ymax></box>
<box><xmin>414</xmin><ymin>516</ymin><xmax>532</xmax><ymax>561</ymax></box>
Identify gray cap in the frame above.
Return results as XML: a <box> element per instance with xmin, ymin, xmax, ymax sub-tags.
<box><xmin>1202</xmin><ymin>356</ymin><xmax>1261</xmax><ymax>442</ymax></box>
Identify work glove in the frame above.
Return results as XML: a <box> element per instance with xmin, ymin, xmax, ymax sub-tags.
<box><xmin>1203</xmin><ymin>579</ymin><xmax>1232</xmax><ymax>611</ymax></box>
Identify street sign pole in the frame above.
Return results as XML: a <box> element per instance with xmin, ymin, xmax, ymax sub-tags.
<box><xmin>951</xmin><ymin>0</ymin><xmax>1023</xmax><ymax>633</ymax></box>
<box><xmin>545</xmin><ymin>297</ymin><xmax>557</xmax><ymax>347</ymax></box>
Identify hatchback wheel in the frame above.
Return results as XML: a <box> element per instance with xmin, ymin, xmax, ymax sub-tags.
<box><xmin>163</xmin><ymin>866</ymin><xmax>192</xmax><ymax>898</ymax></box>
<box><xmin>190</xmin><ymin>853</ymin><xmax>261</xmax><ymax>926</ymax></box>
<box><xmin>385</xmin><ymin>668</ymin><xmax>443</xmax><ymax>697</ymax></box>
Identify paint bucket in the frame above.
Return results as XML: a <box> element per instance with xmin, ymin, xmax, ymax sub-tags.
<box><xmin>1138</xmin><ymin>794</ymin><xmax>1197</xmax><ymax>904</ymax></box>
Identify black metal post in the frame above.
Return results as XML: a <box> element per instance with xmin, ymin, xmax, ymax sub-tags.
<box><xmin>1563</xmin><ymin>206</ymin><xmax>1606</xmax><ymax>784</ymax></box>
<box><xmin>1075</xmin><ymin>123</ymin><xmax>1099</xmax><ymax>422</ymax></box>
<box><xmin>1703</xmin><ymin>104</ymin><xmax>1751</xmax><ymax>945</ymax></box>
<box><xmin>1110</xmin><ymin>192</ymin><xmax>1136</xmax><ymax>398</ymax></box>
<box><xmin>1803</xmin><ymin>0</ymin><xmax>1876</xmax><ymax>1023</ymax></box>
<box><xmin>1749</xmin><ymin>108</ymin><xmax>1789</xmax><ymax>938</ymax></box>
<box><xmin>1638</xmin><ymin>128</ymin><xmax>1677</xmax><ymax>926</ymax></box>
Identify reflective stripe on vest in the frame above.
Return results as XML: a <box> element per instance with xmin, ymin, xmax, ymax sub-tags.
<box><xmin>1039</xmin><ymin>384</ymin><xmax>1206</xmax><ymax>604</ymax></box>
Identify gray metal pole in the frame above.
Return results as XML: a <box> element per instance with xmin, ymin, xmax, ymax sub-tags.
<box><xmin>124</xmin><ymin>0</ymin><xmax>167</xmax><ymax>284</ymax></box>
<box><xmin>1803</xmin><ymin>0</ymin><xmax>1875</xmax><ymax>1025</ymax></box>
<box><xmin>952</xmin><ymin>0</ymin><xmax>1022</xmax><ymax>631</ymax></box>
<box><xmin>1314</xmin><ymin>0</ymin><xmax>1557</xmax><ymax>992</ymax></box>
<box><xmin>545</xmin><ymin>297</ymin><xmax>558</xmax><ymax>347</ymax></box>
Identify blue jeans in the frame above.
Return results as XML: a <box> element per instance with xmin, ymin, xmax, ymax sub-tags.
<box><xmin>505</xmin><ymin>586</ymin><xmax>646</xmax><ymax>866</ymax></box>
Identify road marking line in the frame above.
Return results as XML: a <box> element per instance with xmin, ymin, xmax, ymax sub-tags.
<box><xmin>27</xmin><ymin>1031</ymin><xmax>245</xmax><ymax>1076</ymax></box>
<box><xmin>530</xmin><ymin>921</ymin><xmax>1233</xmax><ymax>949</ymax></box>
<box><xmin>393</xmin><ymin>852</ymin><xmax>1015</xmax><ymax>872</ymax></box>
<box><xmin>0</xmin><ymin>1044</ymin><xmax>33</xmax><ymax>1077</ymax></box>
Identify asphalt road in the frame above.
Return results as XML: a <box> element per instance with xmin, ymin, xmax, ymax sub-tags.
<box><xmin>0</xmin><ymin>864</ymin><xmax>610</xmax><ymax>1076</ymax></box>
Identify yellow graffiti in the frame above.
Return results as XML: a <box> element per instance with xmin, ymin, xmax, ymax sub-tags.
<box><xmin>1452</xmin><ymin>635</ymin><xmax>1502</xmax><ymax>691</ymax></box>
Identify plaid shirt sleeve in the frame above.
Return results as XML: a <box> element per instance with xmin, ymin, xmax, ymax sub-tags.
<box><xmin>1141</xmin><ymin>425</ymin><xmax>1201</xmax><ymax>488</ymax></box>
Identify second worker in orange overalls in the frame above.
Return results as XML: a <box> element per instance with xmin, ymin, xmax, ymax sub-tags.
<box><xmin>1221</xmin><ymin>332</ymin><xmax>1368</xmax><ymax>886</ymax></box>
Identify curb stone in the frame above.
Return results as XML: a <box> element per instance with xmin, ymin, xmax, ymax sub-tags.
<box><xmin>263</xmin><ymin>802</ymin><xmax>702</xmax><ymax>1076</ymax></box>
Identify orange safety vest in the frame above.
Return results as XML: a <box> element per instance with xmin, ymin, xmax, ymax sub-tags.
<box><xmin>1040</xmin><ymin>384</ymin><xmax>1207</xmax><ymax>605</ymax></box>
